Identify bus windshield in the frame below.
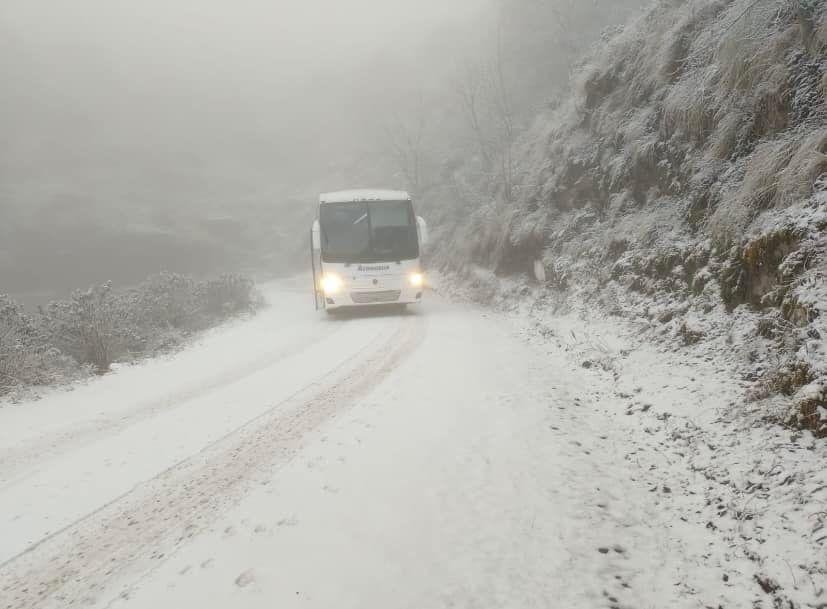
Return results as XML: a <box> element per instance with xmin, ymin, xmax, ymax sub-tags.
<box><xmin>320</xmin><ymin>200</ymin><xmax>419</xmax><ymax>263</ymax></box>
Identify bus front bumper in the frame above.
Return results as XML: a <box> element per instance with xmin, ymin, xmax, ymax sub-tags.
<box><xmin>323</xmin><ymin>286</ymin><xmax>423</xmax><ymax>310</ymax></box>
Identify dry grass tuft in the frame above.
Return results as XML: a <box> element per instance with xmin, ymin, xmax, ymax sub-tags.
<box><xmin>817</xmin><ymin>11</ymin><xmax>827</xmax><ymax>52</ymax></box>
<box><xmin>750</xmin><ymin>63</ymin><xmax>791</xmax><ymax>138</ymax></box>
<box><xmin>708</xmin><ymin>109</ymin><xmax>745</xmax><ymax>160</ymax></box>
<box><xmin>708</xmin><ymin>126</ymin><xmax>827</xmax><ymax>247</ymax></box>
<box><xmin>737</xmin><ymin>137</ymin><xmax>797</xmax><ymax>208</ymax></box>
<box><xmin>775</xmin><ymin>127</ymin><xmax>827</xmax><ymax>205</ymax></box>
<box><xmin>662</xmin><ymin>66</ymin><xmax>718</xmax><ymax>143</ymax></box>
<box><xmin>708</xmin><ymin>138</ymin><xmax>791</xmax><ymax>246</ymax></box>
<box><xmin>715</xmin><ymin>3</ymin><xmax>795</xmax><ymax>96</ymax></box>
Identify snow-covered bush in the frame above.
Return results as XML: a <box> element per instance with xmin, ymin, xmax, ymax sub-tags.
<box><xmin>117</xmin><ymin>272</ymin><xmax>257</xmax><ymax>353</ymax></box>
<box><xmin>0</xmin><ymin>295</ymin><xmax>45</xmax><ymax>394</ymax></box>
<box><xmin>200</xmin><ymin>274</ymin><xmax>256</xmax><ymax>317</ymax></box>
<box><xmin>0</xmin><ymin>272</ymin><xmax>260</xmax><ymax>398</ymax></box>
<box><xmin>0</xmin><ymin>296</ymin><xmax>80</xmax><ymax>397</ymax></box>
<box><xmin>40</xmin><ymin>282</ymin><xmax>126</xmax><ymax>374</ymax></box>
<box><xmin>129</xmin><ymin>272</ymin><xmax>202</xmax><ymax>331</ymax></box>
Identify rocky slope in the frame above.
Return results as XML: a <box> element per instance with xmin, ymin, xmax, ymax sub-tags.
<box><xmin>428</xmin><ymin>0</ymin><xmax>827</xmax><ymax>435</ymax></box>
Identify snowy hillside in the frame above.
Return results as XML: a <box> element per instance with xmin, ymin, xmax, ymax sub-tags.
<box><xmin>429</xmin><ymin>0</ymin><xmax>827</xmax><ymax>436</ymax></box>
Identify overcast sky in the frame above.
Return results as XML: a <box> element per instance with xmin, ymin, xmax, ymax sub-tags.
<box><xmin>1</xmin><ymin>0</ymin><xmax>489</xmax><ymax>214</ymax></box>
<box><xmin>3</xmin><ymin>0</ymin><xmax>482</xmax><ymax>81</ymax></box>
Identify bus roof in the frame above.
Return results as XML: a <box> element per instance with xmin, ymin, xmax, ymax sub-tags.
<box><xmin>319</xmin><ymin>189</ymin><xmax>410</xmax><ymax>204</ymax></box>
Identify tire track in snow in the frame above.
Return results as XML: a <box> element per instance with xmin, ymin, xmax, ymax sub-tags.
<box><xmin>0</xmin><ymin>313</ymin><xmax>425</xmax><ymax>609</ymax></box>
<box><xmin>0</xmin><ymin>315</ymin><xmax>347</xmax><ymax>488</ymax></box>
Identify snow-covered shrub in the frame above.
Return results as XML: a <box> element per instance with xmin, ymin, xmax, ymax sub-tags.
<box><xmin>200</xmin><ymin>274</ymin><xmax>257</xmax><ymax>317</ymax></box>
<box><xmin>678</xmin><ymin>321</ymin><xmax>705</xmax><ymax>345</ymax></box>
<box><xmin>1</xmin><ymin>273</ymin><xmax>260</xmax><ymax>399</ymax></box>
<box><xmin>2</xmin><ymin>295</ymin><xmax>97</xmax><ymax>396</ymax></box>
<box><xmin>0</xmin><ymin>295</ymin><xmax>45</xmax><ymax>394</ymax></box>
<box><xmin>129</xmin><ymin>272</ymin><xmax>202</xmax><ymax>331</ymax></box>
<box><xmin>118</xmin><ymin>272</ymin><xmax>257</xmax><ymax>347</ymax></box>
<box><xmin>792</xmin><ymin>379</ymin><xmax>827</xmax><ymax>437</ymax></box>
<box><xmin>41</xmin><ymin>282</ymin><xmax>126</xmax><ymax>374</ymax></box>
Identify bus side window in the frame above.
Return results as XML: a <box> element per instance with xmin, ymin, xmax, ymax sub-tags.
<box><xmin>416</xmin><ymin>216</ymin><xmax>428</xmax><ymax>246</ymax></box>
<box><xmin>312</xmin><ymin>220</ymin><xmax>321</xmax><ymax>250</ymax></box>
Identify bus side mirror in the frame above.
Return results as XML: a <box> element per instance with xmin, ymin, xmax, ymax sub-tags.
<box><xmin>416</xmin><ymin>216</ymin><xmax>428</xmax><ymax>247</ymax></box>
<box><xmin>311</xmin><ymin>219</ymin><xmax>321</xmax><ymax>250</ymax></box>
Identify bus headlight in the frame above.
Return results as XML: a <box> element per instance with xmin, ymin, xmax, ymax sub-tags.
<box><xmin>321</xmin><ymin>273</ymin><xmax>343</xmax><ymax>295</ymax></box>
<box><xmin>408</xmin><ymin>272</ymin><xmax>424</xmax><ymax>288</ymax></box>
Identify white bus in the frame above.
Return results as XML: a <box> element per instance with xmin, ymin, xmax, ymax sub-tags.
<box><xmin>310</xmin><ymin>189</ymin><xmax>428</xmax><ymax>312</ymax></box>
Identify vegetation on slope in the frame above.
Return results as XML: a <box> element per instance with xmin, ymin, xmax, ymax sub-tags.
<box><xmin>426</xmin><ymin>0</ymin><xmax>827</xmax><ymax>435</ymax></box>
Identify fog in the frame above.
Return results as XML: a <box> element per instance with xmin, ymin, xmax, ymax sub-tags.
<box><xmin>1</xmin><ymin>0</ymin><xmax>493</xmax><ymax>297</ymax></box>
<box><xmin>1</xmin><ymin>0</ymin><xmax>487</xmax><ymax>207</ymax></box>
<box><xmin>1</xmin><ymin>0</ymin><xmax>642</xmax><ymax>301</ymax></box>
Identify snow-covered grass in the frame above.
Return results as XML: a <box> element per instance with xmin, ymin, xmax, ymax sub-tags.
<box><xmin>0</xmin><ymin>272</ymin><xmax>259</xmax><ymax>401</ymax></box>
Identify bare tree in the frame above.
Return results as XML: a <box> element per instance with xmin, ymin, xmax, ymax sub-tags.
<box><xmin>385</xmin><ymin>95</ymin><xmax>427</xmax><ymax>195</ymax></box>
<box><xmin>455</xmin><ymin>8</ymin><xmax>517</xmax><ymax>202</ymax></box>
<box><xmin>491</xmin><ymin>15</ymin><xmax>516</xmax><ymax>202</ymax></box>
<box><xmin>456</xmin><ymin>61</ymin><xmax>494</xmax><ymax>170</ymax></box>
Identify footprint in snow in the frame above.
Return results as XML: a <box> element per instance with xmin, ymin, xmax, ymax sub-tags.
<box><xmin>235</xmin><ymin>569</ymin><xmax>256</xmax><ymax>588</ymax></box>
<box><xmin>614</xmin><ymin>574</ymin><xmax>632</xmax><ymax>589</ymax></box>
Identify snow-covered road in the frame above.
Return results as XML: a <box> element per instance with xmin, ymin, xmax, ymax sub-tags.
<box><xmin>1</xmin><ymin>278</ymin><xmax>824</xmax><ymax>609</ymax></box>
